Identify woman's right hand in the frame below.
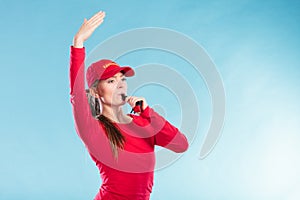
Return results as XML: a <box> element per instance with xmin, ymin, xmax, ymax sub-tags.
<box><xmin>73</xmin><ymin>11</ymin><xmax>106</xmax><ymax>48</ymax></box>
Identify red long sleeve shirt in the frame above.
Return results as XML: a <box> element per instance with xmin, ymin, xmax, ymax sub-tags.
<box><xmin>69</xmin><ymin>46</ymin><xmax>188</xmax><ymax>200</ymax></box>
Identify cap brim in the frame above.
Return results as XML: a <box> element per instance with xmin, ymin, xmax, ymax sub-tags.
<box><xmin>120</xmin><ymin>66</ymin><xmax>135</xmax><ymax>77</ymax></box>
<box><xmin>100</xmin><ymin>66</ymin><xmax>135</xmax><ymax>80</ymax></box>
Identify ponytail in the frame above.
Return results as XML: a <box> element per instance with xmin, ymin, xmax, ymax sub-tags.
<box><xmin>97</xmin><ymin>115</ymin><xmax>125</xmax><ymax>159</ymax></box>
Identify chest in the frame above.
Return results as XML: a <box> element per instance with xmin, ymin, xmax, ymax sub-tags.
<box><xmin>122</xmin><ymin>132</ymin><xmax>155</xmax><ymax>153</ymax></box>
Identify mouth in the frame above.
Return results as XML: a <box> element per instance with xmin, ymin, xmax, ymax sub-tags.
<box><xmin>121</xmin><ymin>94</ymin><xmax>127</xmax><ymax>101</ymax></box>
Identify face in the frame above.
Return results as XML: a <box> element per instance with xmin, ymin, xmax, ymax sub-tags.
<box><xmin>96</xmin><ymin>72</ymin><xmax>127</xmax><ymax>107</ymax></box>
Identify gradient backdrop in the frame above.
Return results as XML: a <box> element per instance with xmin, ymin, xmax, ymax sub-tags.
<box><xmin>1</xmin><ymin>0</ymin><xmax>299</xmax><ymax>199</ymax></box>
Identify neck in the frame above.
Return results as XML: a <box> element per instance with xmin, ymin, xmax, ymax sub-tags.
<box><xmin>101</xmin><ymin>104</ymin><xmax>131</xmax><ymax>124</ymax></box>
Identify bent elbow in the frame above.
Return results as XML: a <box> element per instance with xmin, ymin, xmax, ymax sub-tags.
<box><xmin>167</xmin><ymin>135</ymin><xmax>189</xmax><ymax>153</ymax></box>
<box><xmin>174</xmin><ymin>139</ymin><xmax>189</xmax><ymax>153</ymax></box>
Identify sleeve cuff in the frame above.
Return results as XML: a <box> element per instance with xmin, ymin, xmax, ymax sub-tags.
<box><xmin>71</xmin><ymin>46</ymin><xmax>85</xmax><ymax>55</ymax></box>
<box><xmin>140</xmin><ymin>106</ymin><xmax>151</xmax><ymax>118</ymax></box>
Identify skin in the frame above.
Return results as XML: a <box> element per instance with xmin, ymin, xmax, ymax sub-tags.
<box><xmin>73</xmin><ymin>11</ymin><xmax>148</xmax><ymax>123</ymax></box>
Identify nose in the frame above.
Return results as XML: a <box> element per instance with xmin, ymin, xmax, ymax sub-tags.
<box><xmin>117</xmin><ymin>78</ymin><xmax>125</xmax><ymax>88</ymax></box>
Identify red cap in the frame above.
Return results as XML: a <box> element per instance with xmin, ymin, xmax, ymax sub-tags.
<box><xmin>86</xmin><ymin>59</ymin><xmax>135</xmax><ymax>88</ymax></box>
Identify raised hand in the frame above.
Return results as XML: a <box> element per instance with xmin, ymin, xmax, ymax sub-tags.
<box><xmin>73</xmin><ymin>11</ymin><xmax>106</xmax><ymax>48</ymax></box>
<box><xmin>126</xmin><ymin>96</ymin><xmax>148</xmax><ymax>111</ymax></box>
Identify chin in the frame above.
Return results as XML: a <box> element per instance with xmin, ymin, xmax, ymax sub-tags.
<box><xmin>111</xmin><ymin>101</ymin><xmax>126</xmax><ymax>107</ymax></box>
<box><xmin>120</xmin><ymin>101</ymin><xmax>127</xmax><ymax>106</ymax></box>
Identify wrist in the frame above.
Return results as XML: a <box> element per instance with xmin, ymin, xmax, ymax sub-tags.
<box><xmin>73</xmin><ymin>36</ymin><xmax>84</xmax><ymax>48</ymax></box>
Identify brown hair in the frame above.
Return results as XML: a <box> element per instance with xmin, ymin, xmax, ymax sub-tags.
<box><xmin>86</xmin><ymin>80</ymin><xmax>125</xmax><ymax>159</ymax></box>
<box><xmin>97</xmin><ymin>115</ymin><xmax>125</xmax><ymax>158</ymax></box>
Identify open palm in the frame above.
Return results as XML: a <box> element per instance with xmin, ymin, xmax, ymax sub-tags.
<box><xmin>73</xmin><ymin>11</ymin><xmax>106</xmax><ymax>48</ymax></box>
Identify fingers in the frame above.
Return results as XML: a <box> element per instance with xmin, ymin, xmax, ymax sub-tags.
<box><xmin>88</xmin><ymin>11</ymin><xmax>105</xmax><ymax>25</ymax></box>
<box><xmin>92</xmin><ymin>19</ymin><xmax>104</xmax><ymax>29</ymax></box>
<box><xmin>86</xmin><ymin>12</ymin><xmax>105</xmax><ymax>31</ymax></box>
<box><xmin>88</xmin><ymin>11</ymin><xmax>103</xmax><ymax>22</ymax></box>
<box><xmin>126</xmin><ymin>96</ymin><xmax>149</xmax><ymax>111</ymax></box>
<box><xmin>73</xmin><ymin>11</ymin><xmax>105</xmax><ymax>48</ymax></box>
<box><xmin>89</xmin><ymin>11</ymin><xmax>105</xmax><ymax>21</ymax></box>
<box><xmin>126</xmin><ymin>96</ymin><xmax>145</xmax><ymax>107</ymax></box>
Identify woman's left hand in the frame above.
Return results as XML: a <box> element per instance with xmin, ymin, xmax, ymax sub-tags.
<box><xmin>73</xmin><ymin>11</ymin><xmax>106</xmax><ymax>48</ymax></box>
<box><xmin>125</xmin><ymin>96</ymin><xmax>148</xmax><ymax>111</ymax></box>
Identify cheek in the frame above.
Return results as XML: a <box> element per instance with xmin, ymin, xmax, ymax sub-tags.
<box><xmin>98</xmin><ymin>84</ymin><xmax>117</xmax><ymax>100</ymax></box>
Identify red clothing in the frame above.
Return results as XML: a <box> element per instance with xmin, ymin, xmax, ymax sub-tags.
<box><xmin>69</xmin><ymin>46</ymin><xmax>188</xmax><ymax>200</ymax></box>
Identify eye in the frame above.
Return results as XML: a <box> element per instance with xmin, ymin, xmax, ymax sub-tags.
<box><xmin>121</xmin><ymin>77</ymin><xmax>127</xmax><ymax>81</ymax></box>
<box><xmin>107</xmin><ymin>79</ymin><xmax>114</xmax><ymax>84</ymax></box>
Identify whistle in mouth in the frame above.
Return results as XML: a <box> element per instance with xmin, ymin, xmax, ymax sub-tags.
<box><xmin>121</xmin><ymin>94</ymin><xmax>143</xmax><ymax>113</ymax></box>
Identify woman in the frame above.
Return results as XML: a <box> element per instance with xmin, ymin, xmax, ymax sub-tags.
<box><xmin>70</xmin><ymin>11</ymin><xmax>189</xmax><ymax>200</ymax></box>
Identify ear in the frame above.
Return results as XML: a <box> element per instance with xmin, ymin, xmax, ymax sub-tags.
<box><xmin>96</xmin><ymin>86</ymin><xmax>104</xmax><ymax>97</ymax></box>
<box><xmin>89</xmin><ymin>88</ymin><xmax>99</xmax><ymax>98</ymax></box>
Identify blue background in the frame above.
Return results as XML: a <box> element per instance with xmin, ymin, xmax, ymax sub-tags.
<box><xmin>1</xmin><ymin>0</ymin><xmax>299</xmax><ymax>199</ymax></box>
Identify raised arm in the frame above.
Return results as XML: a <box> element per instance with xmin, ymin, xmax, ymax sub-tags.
<box><xmin>70</xmin><ymin>11</ymin><xmax>106</xmax><ymax>145</ymax></box>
